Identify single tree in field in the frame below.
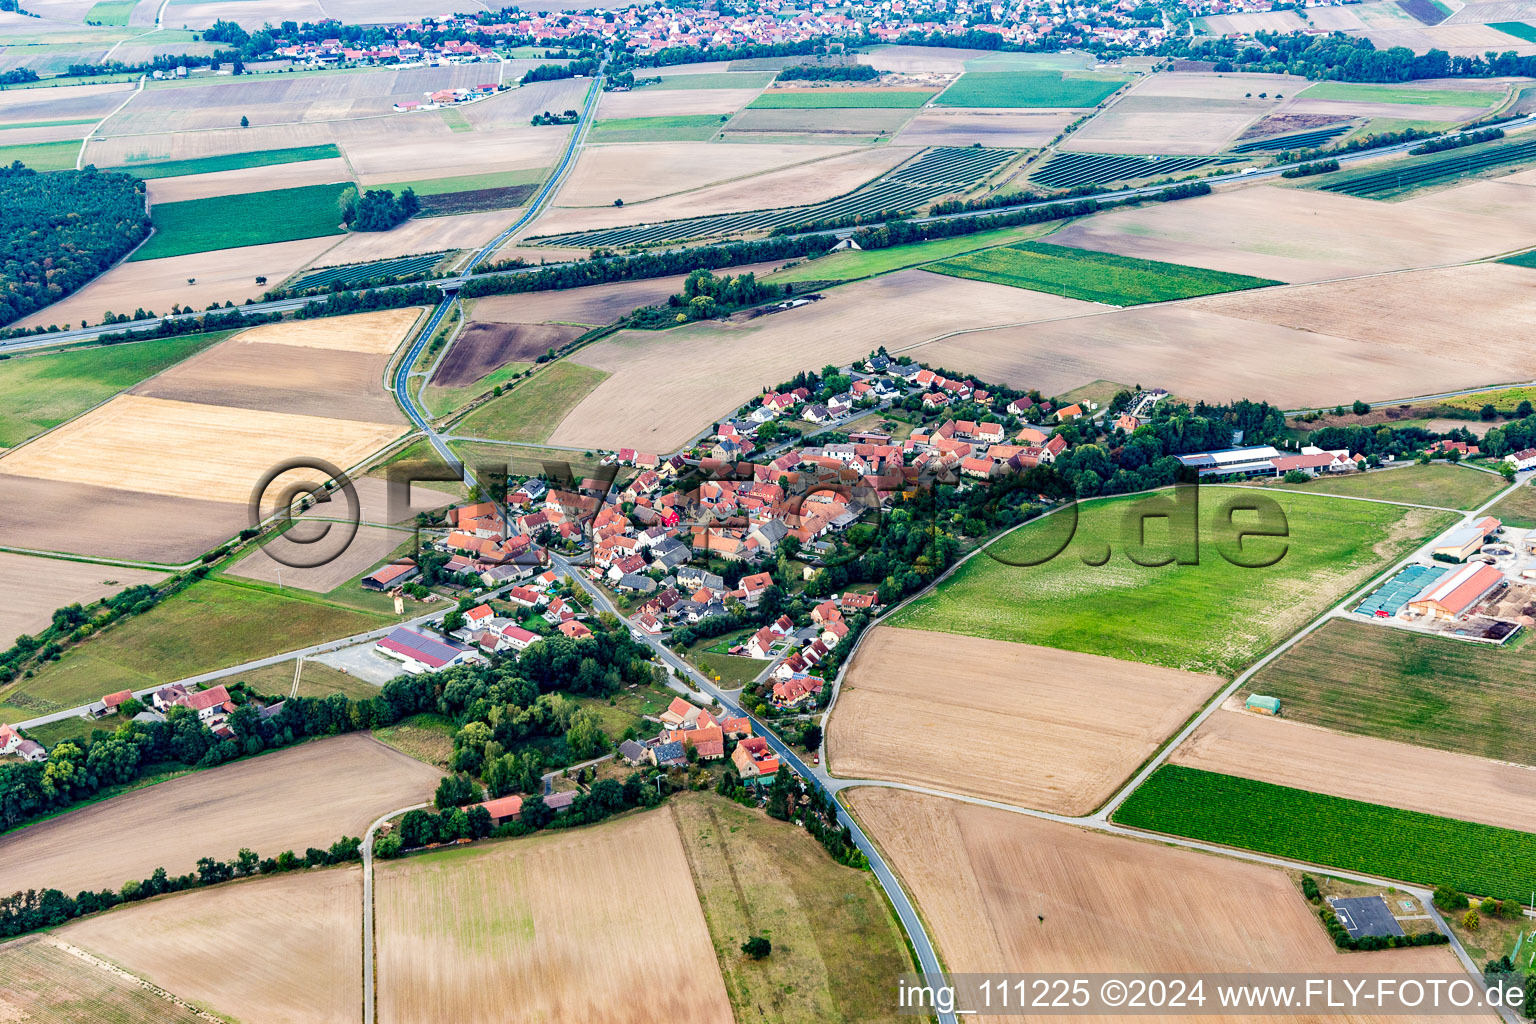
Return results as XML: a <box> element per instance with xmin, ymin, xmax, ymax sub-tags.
<box><xmin>240</xmin><ymin>115</ymin><xmax>249</xmax><ymax>127</ymax></box>
<box><xmin>741</xmin><ymin>935</ymin><xmax>771</xmax><ymax>959</ymax></box>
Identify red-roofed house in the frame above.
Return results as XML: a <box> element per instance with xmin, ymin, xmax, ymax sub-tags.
<box><xmin>771</xmin><ymin>674</ymin><xmax>824</xmax><ymax>708</ymax></box>
<box><xmin>476</xmin><ymin>794</ymin><xmax>523</xmax><ymax>826</ymax></box>
<box><xmin>747</xmin><ymin>626</ymin><xmax>777</xmax><ymax>659</ymax></box>
<box><xmin>732</xmin><ymin>736</ymin><xmax>780</xmax><ymax>780</ymax></box>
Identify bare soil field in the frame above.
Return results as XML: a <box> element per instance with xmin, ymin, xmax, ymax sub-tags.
<box><xmin>471</xmin><ymin>261</ymin><xmax>789</xmax><ymax>326</ymax></box>
<box><xmin>14</xmin><ymin>236</ymin><xmax>342</xmax><ymax>330</ymax></box>
<box><xmin>133</xmin><ymin>341</ymin><xmax>399</xmax><ymax>422</ymax></box>
<box><xmin>228</xmin><ymin>523</ymin><xmax>411</xmax><ymax>593</ymax></box>
<box><xmin>376</xmin><ymin>808</ymin><xmax>732</xmax><ymax>1024</ymax></box>
<box><xmin>1283</xmin><ymin>96</ymin><xmax>1489</xmax><ymax>123</ymax></box>
<box><xmin>535</xmin><ymin>145</ymin><xmax>916</xmax><ymax>234</ymax></box>
<box><xmin>0</xmin><ymin>937</ymin><xmax>210</xmax><ymax>1024</ymax></box>
<box><xmin>548</xmin><ymin>140</ymin><xmax>868</xmax><ymax>207</ymax></box>
<box><xmin>297</xmin><ymin>474</ymin><xmax>457</xmax><ymax>526</ymax></box>
<box><xmin>1064</xmin><ymin>93</ymin><xmax>1274</xmax><ymax>154</ymax></box>
<box><xmin>1047</xmin><ymin>182</ymin><xmax>1536</xmax><ymax>282</ymax></box>
<box><xmin>0</xmin><ymin>394</ymin><xmax>402</xmax><ymax>504</ymax></box>
<box><xmin>893</xmin><ymin>108</ymin><xmax>1075</xmax><ymax>147</ymax></box>
<box><xmin>597</xmin><ymin>87</ymin><xmax>761</xmax><ymax>119</ymax></box>
<box><xmin>0</xmin><ymin>121</ymin><xmax>91</xmax><ymax>145</ymax></box>
<box><xmin>0</xmin><ymin>475</ymin><xmax>246</xmax><ymax>563</ymax></box>
<box><xmin>347</xmin><ymin>122</ymin><xmax>568</xmax><ymax>184</ymax></box>
<box><xmin>164</xmin><ymin>0</ymin><xmax>328</xmax><ymax>28</ymax></box>
<box><xmin>60</xmin><ymin>867</ymin><xmax>363</xmax><ymax>1024</ymax></box>
<box><xmin>0</xmin><ymin>734</ymin><xmax>440</xmax><ymax>896</ymax></box>
<box><xmin>828</xmin><ymin>627</ymin><xmax>1220</xmax><ymax>814</ymax></box>
<box><xmin>318</xmin><ymin>209</ymin><xmax>510</xmax><ymax>263</ymax></box>
<box><xmin>0</xmin><ymin>80</ymin><xmax>134</xmax><ymax>124</ymax></box>
<box><xmin>1173</xmin><ymin>707</ymin><xmax>1536</xmax><ymax>835</ymax></box>
<box><xmin>848</xmin><ymin>788</ymin><xmax>1467</xmax><ymax>1023</ymax></box>
<box><xmin>144</xmin><ymin>156</ymin><xmax>354</xmax><ymax>204</ymax></box>
<box><xmin>1200</xmin><ymin>8</ymin><xmax>1309</xmax><ymax>32</ymax></box>
<box><xmin>0</xmin><ymin>553</ymin><xmax>163</xmax><ymax>649</ymax></box>
<box><xmin>432</xmin><ymin>322</ymin><xmax>584</xmax><ymax>385</ymax></box>
<box><xmin>548</xmin><ymin>270</ymin><xmax>1090</xmax><ymax>450</ymax></box>
<box><xmin>722</xmin><ymin>105</ymin><xmax>918</xmax><ymax>140</ymax></box>
<box><xmin>457</xmin><ymin>77</ymin><xmax>592</xmax><ymax>130</ymax></box>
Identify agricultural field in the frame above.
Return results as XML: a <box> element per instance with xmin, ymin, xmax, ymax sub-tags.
<box><xmin>1439</xmin><ymin>382</ymin><xmax>1536</xmax><ymax>414</ymax></box>
<box><xmin>0</xmin><ymin>138</ymin><xmax>83</xmax><ymax>170</ymax></box>
<box><xmin>113</xmin><ymin>142</ymin><xmax>342</xmax><ymax>178</ymax></box>
<box><xmin>239</xmin><ymin>657</ymin><xmax>385</xmax><ymax>700</ymax></box>
<box><xmin>892</xmin><ymin>107</ymin><xmax>1074</xmax><ymax>147</ymax></box>
<box><xmin>226</xmin><ymin>524</ymin><xmax>415</xmax><ymax>594</ymax></box>
<box><xmin>1245</xmin><ymin>617</ymin><xmax>1536</xmax><ymax>764</ymax></box>
<box><xmin>1257</xmin><ymin>462</ymin><xmax>1507</xmax><ymax>509</ymax></box>
<box><xmin>935</xmin><ymin>69</ymin><xmax>1129</xmax><ymax>107</ymax></box>
<box><xmin>318</xmin><ymin>209</ymin><xmax>509</xmax><ymax>264</ymax></box>
<box><xmin>748</xmin><ymin>88</ymin><xmax>935</xmax><ymax>108</ymax></box>
<box><xmin>644</xmin><ymin>71</ymin><xmax>777</xmax><ymax>90</ymax></box>
<box><xmin>373</xmin><ymin>711</ymin><xmax>456</xmax><ymax>769</ymax></box>
<box><xmin>1064</xmin><ymin>72</ymin><xmax>1311</xmax><ymax>155</ymax></box>
<box><xmin>590</xmin><ymin>113</ymin><xmax>725</xmax><ymax>143</ymax></box>
<box><xmin>668</xmin><ymin>793</ymin><xmax>911</xmax><ymax>1024</ymax></box>
<box><xmin>0</xmin><ymin>938</ymin><xmax>210</xmax><ymax>1024</ymax></box>
<box><xmin>452</xmin><ymin>360</ymin><xmax>610</xmax><ymax>443</ymax></box>
<box><xmin>1490</xmin><ymin>481</ymin><xmax>1536</xmax><ymax>528</ymax></box>
<box><xmin>59</xmin><ymin>867</ymin><xmax>363</xmax><ymax>1024</ymax></box>
<box><xmin>1491</xmin><ymin>21</ymin><xmax>1536</xmax><ymax>42</ymax></box>
<box><xmin>1172</xmin><ymin>707</ymin><xmax>1536</xmax><ymax>835</ymax></box>
<box><xmin>0</xmin><ymin>578</ymin><xmax>390</xmax><ymax>716</ymax></box>
<box><xmin>720</xmin><ymin>105</ymin><xmax>918</xmax><ymax>143</ymax></box>
<box><xmin>288</xmin><ymin>251</ymin><xmax>449</xmax><ymax>291</ymax></box>
<box><xmin>0</xmin><ymin>734</ymin><xmax>439</xmax><ymax>897</ymax></box>
<box><xmin>469</xmin><ymin>265</ymin><xmax>788</xmax><ymax>327</ymax></box>
<box><xmin>143</xmin><ymin>156</ymin><xmax>355</xmax><ymax>205</ymax></box>
<box><xmin>1114</xmin><ymin>764</ymin><xmax>1536</xmax><ymax>901</ymax></box>
<box><xmin>1314</xmin><ymin>135</ymin><xmax>1536</xmax><ymax>199</ymax></box>
<box><xmin>131</xmin><ymin>181</ymin><xmax>353</xmax><ymax>261</ymax></box>
<box><xmin>375</xmin><ymin>808</ymin><xmax>733</xmax><ymax>1024</ymax></box>
<box><xmin>0</xmin><ymin>331</ymin><xmax>228</xmax><ymax>446</ymax></box>
<box><xmin>926</xmin><ymin>241</ymin><xmax>1280</xmax><ymax>305</ymax></box>
<box><xmin>828</xmin><ymin>627</ymin><xmax>1220</xmax><ymax>813</ymax></box>
<box><xmin>768</xmin><ymin>220</ymin><xmax>1061</xmax><ymax>284</ymax></box>
<box><xmin>888</xmin><ymin>490</ymin><xmax>1452</xmax><ymax>677</ymax></box>
<box><xmin>0</xmin><ymin>553</ymin><xmax>163</xmax><ymax>650</ymax></box>
<box><xmin>847</xmin><ymin>788</ymin><xmax>1464</xmax><ymax>1011</ymax></box>
<box><xmin>1297</xmin><ymin>80</ymin><xmax>1509</xmax><ymax>108</ymax></box>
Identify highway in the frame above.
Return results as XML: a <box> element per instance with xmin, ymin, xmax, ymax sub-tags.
<box><xmin>8</xmin><ymin>112</ymin><xmax>1531</xmax><ymax>358</ymax></box>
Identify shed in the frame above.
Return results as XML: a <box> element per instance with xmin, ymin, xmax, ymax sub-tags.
<box><xmin>1246</xmin><ymin>694</ymin><xmax>1281</xmax><ymax>716</ymax></box>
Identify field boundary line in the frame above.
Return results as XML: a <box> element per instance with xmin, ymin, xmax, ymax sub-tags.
<box><xmin>78</xmin><ymin>74</ymin><xmax>144</xmax><ymax>171</ymax></box>
<box><xmin>362</xmin><ymin>801</ymin><xmax>429</xmax><ymax>1024</ymax></box>
<box><xmin>49</xmin><ymin>939</ymin><xmax>226</xmax><ymax>1023</ymax></box>
<box><xmin>0</xmin><ymin>544</ymin><xmax>190</xmax><ymax>571</ymax></box>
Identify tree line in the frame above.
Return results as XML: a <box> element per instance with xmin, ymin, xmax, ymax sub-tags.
<box><xmin>775</xmin><ymin>64</ymin><xmax>878</xmax><ymax>82</ymax></box>
<box><xmin>338</xmin><ymin>185</ymin><xmax>418</xmax><ymax>231</ymax></box>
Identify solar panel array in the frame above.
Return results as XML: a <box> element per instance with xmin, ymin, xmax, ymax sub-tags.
<box><xmin>531</xmin><ymin>146</ymin><xmax>1016</xmax><ymax>248</ymax></box>
<box><xmin>1230</xmin><ymin>123</ymin><xmax>1355</xmax><ymax>154</ymax></box>
<box><xmin>1028</xmin><ymin>152</ymin><xmax>1230</xmax><ymax>188</ymax></box>
<box><xmin>1354</xmin><ymin>563</ymin><xmax>1447</xmax><ymax>617</ymax></box>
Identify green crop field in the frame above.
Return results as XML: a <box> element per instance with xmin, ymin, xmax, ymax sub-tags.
<box><xmin>591</xmin><ymin>113</ymin><xmax>725</xmax><ymax>142</ymax></box>
<box><xmin>0</xmin><ymin>117</ymin><xmax>97</xmax><ymax>131</ymax></box>
<box><xmin>1505</xmin><ymin>250</ymin><xmax>1536</xmax><ymax>269</ymax></box>
<box><xmin>1490</xmin><ymin>21</ymin><xmax>1536</xmax><ymax>42</ymax></box>
<box><xmin>1298</xmin><ymin>81</ymin><xmax>1505</xmax><ymax>107</ymax></box>
<box><xmin>1263</xmin><ymin>462</ymin><xmax>1506</xmax><ymax>510</ymax></box>
<box><xmin>114</xmin><ymin>143</ymin><xmax>343</xmax><ymax>179</ymax></box>
<box><xmin>376</xmin><ymin>167</ymin><xmax>546</xmax><ymax>196</ymax></box>
<box><xmin>131</xmin><ymin>181</ymin><xmax>352</xmax><ymax>260</ymax></box>
<box><xmin>748</xmin><ymin>89</ymin><xmax>935</xmax><ymax>108</ymax></box>
<box><xmin>1490</xmin><ymin>482</ymin><xmax>1536</xmax><ymax>528</ymax></box>
<box><xmin>887</xmin><ymin>490</ymin><xmax>1453</xmax><ymax>676</ymax></box>
<box><xmin>452</xmin><ymin>360</ymin><xmax>609</xmax><ymax>443</ymax></box>
<box><xmin>926</xmin><ymin>241</ymin><xmax>1279</xmax><ymax>305</ymax></box>
<box><xmin>935</xmin><ymin>70</ymin><xmax>1128</xmax><ymax>108</ymax></box>
<box><xmin>770</xmin><ymin>222</ymin><xmax>1063</xmax><ymax>284</ymax></box>
<box><xmin>644</xmin><ymin>71</ymin><xmax>776</xmax><ymax>90</ymax></box>
<box><xmin>0</xmin><ymin>332</ymin><xmax>231</xmax><ymax>446</ymax></box>
<box><xmin>0</xmin><ymin>579</ymin><xmax>388</xmax><ymax>719</ymax></box>
<box><xmin>0</xmin><ymin>139</ymin><xmax>82</xmax><ymax>172</ymax></box>
<box><xmin>84</xmin><ymin>0</ymin><xmax>137</xmax><ymax>24</ymax></box>
<box><xmin>1115</xmin><ymin>765</ymin><xmax>1536</xmax><ymax>901</ymax></box>
<box><xmin>1245</xmin><ymin>618</ymin><xmax>1536</xmax><ymax>763</ymax></box>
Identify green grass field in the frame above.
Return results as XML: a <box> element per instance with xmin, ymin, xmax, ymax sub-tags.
<box><xmin>591</xmin><ymin>113</ymin><xmax>725</xmax><ymax>142</ymax></box>
<box><xmin>1115</xmin><ymin>765</ymin><xmax>1536</xmax><ymax>901</ymax></box>
<box><xmin>83</xmin><ymin>0</ymin><xmax>136</xmax><ymax>24</ymax></box>
<box><xmin>888</xmin><ymin>490</ymin><xmax>1453</xmax><ymax>676</ymax></box>
<box><xmin>131</xmin><ymin>181</ymin><xmax>352</xmax><ymax>261</ymax></box>
<box><xmin>1504</xmin><ymin>250</ymin><xmax>1536</xmax><ymax>269</ymax></box>
<box><xmin>424</xmin><ymin>360</ymin><xmax>533</xmax><ymax>417</ymax></box>
<box><xmin>935</xmin><ymin>70</ymin><xmax>1128</xmax><ymax>108</ymax></box>
<box><xmin>747</xmin><ymin>89</ymin><xmax>935</xmax><ymax>109</ymax></box>
<box><xmin>452</xmin><ymin>360</ymin><xmax>609</xmax><ymax>443</ymax></box>
<box><xmin>114</xmin><ymin>144</ymin><xmax>343</xmax><ymax>179</ymax></box>
<box><xmin>645</xmin><ymin>71</ymin><xmax>775</xmax><ymax>90</ymax></box>
<box><xmin>0</xmin><ymin>332</ymin><xmax>230</xmax><ymax>447</ymax></box>
<box><xmin>1261</xmin><ymin>462</ymin><xmax>1505</xmax><ymax>510</ymax></box>
<box><xmin>926</xmin><ymin>241</ymin><xmax>1279</xmax><ymax>305</ymax></box>
<box><xmin>0</xmin><ymin>139</ymin><xmax>81</xmax><ymax>172</ymax></box>
<box><xmin>1439</xmin><ymin>382</ymin><xmax>1536</xmax><ymax>414</ymax></box>
<box><xmin>0</xmin><ymin>117</ymin><xmax>97</xmax><ymax>131</ymax></box>
<box><xmin>0</xmin><ymin>579</ymin><xmax>389</xmax><ymax>719</ymax></box>
<box><xmin>235</xmin><ymin>658</ymin><xmax>383</xmax><ymax>699</ymax></box>
<box><xmin>1490</xmin><ymin>481</ymin><xmax>1536</xmax><ymax>528</ymax></box>
<box><xmin>440</xmin><ymin>107</ymin><xmax>472</xmax><ymax>132</ymax></box>
<box><xmin>1245</xmin><ymin>618</ymin><xmax>1536</xmax><ymax>764</ymax></box>
<box><xmin>770</xmin><ymin>222</ymin><xmax>1062</xmax><ymax>284</ymax></box>
<box><xmin>1490</xmin><ymin>21</ymin><xmax>1536</xmax><ymax>42</ymax></box>
<box><xmin>373</xmin><ymin>711</ymin><xmax>455</xmax><ymax>768</ymax></box>
<box><xmin>1299</xmin><ymin>81</ymin><xmax>1505</xmax><ymax>107</ymax></box>
<box><xmin>377</xmin><ymin>167</ymin><xmax>546</xmax><ymax>196</ymax></box>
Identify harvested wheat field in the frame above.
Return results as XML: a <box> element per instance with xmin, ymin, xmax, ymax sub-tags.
<box><xmin>433</xmin><ymin>322</ymin><xmax>585</xmax><ymax>385</ymax></box>
<box><xmin>239</xmin><ymin>306</ymin><xmax>422</xmax><ymax>354</ymax></box>
<box><xmin>848</xmin><ymin>789</ymin><xmax>1468</xmax><ymax>1024</ymax></box>
<box><xmin>144</xmin><ymin>157</ymin><xmax>354</xmax><ymax>204</ymax></box>
<box><xmin>549</xmin><ymin>270</ymin><xmax>1090</xmax><ymax>450</ymax></box>
<box><xmin>0</xmin><ymin>553</ymin><xmax>163</xmax><ymax>649</ymax></box>
<box><xmin>0</xmin><ymin>80</ymin><xmax>134</xmax><ymax>124</ymax></box>
<box><xmin>597</xmin><ymin>87</ymin><xmax>761</xmax><ymax>119</ymax></box>
<box><xmin>0</xmin><ymin>936</ymin><xmax>210</xmax><ymax>1024</ymax></box>
<box><xmin>1173</xmin><ymin>707</ymin><xmax>1536</xmax><ymax>834</ymax></box>
<box><xmin>376</xmin><ymin>809</ymin><xmax>732</xmax><ymax>1024</ymax></box>
<box><xmin>230</xmin><ymin>523</ymin><xmax>412</xmax><ymax>592</ymax></box>
<box><xmin>132</xmin><ymin>341</ymin><xmax>401</xmax><ymax>421</ymax></box>
<box><xmin>894</xmin><ymin>108</ymin><xmax>1074</xmax><ymax>147</ymax></box>
<box><xmin>471</xmin><ymin>261</ymin><xmax>791</xmax><ymax>326</ymax></box>
<box><xmin>297</xmin><ymin>474</ymin><xmax>458</xmax><ymax>526</ymax></box>
<box><xmin>318</xmin><ymin>209</ymin><xmax>511</xmax><ymax>263</ymax></box>
<box><xmin>829</xmin><ymin>628</ymin><xmax>1219</xmax><ymax>813</ymax></box>
<box><xmin>84</xmin><ymin>120</ymin><xmax>340</xmax><ymax>170</ymax></box>
<box><xmin>0</xmin><ymin>394</ymin><xmax>402</xmax><ymax>504</ymax></box>
<box><xmin>14</xmin><ymin>236</ymin><xmax>342</xmax><ymax>329</ymax></box>
<box><xmin>346</xmin><ymin>123</ymin><xmax>569</xmax><ymax>185</ymax></box>
<box><xmin>1062</xmin><ymin>73</ymin><xmax>1309</xmax><ymax>154</ymax></box>
<box><xmin>0</xmin><ymin>476</ymin><xmax>248</xmax><ymax>563</ymax></box>
<box><xmin>1048</xmin><ymin>182</ymin><xmax>1536</xmax><ymax>283</ymax></box>
<box><xmin>60</xmin><ymin>868</ymin><xmax>363</xmax><ymax>1024</ymax></box>
<box><xmin>0</xmin><ymin>734</ymin><xmax>440</xmax><ymax>897</ymax></box>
